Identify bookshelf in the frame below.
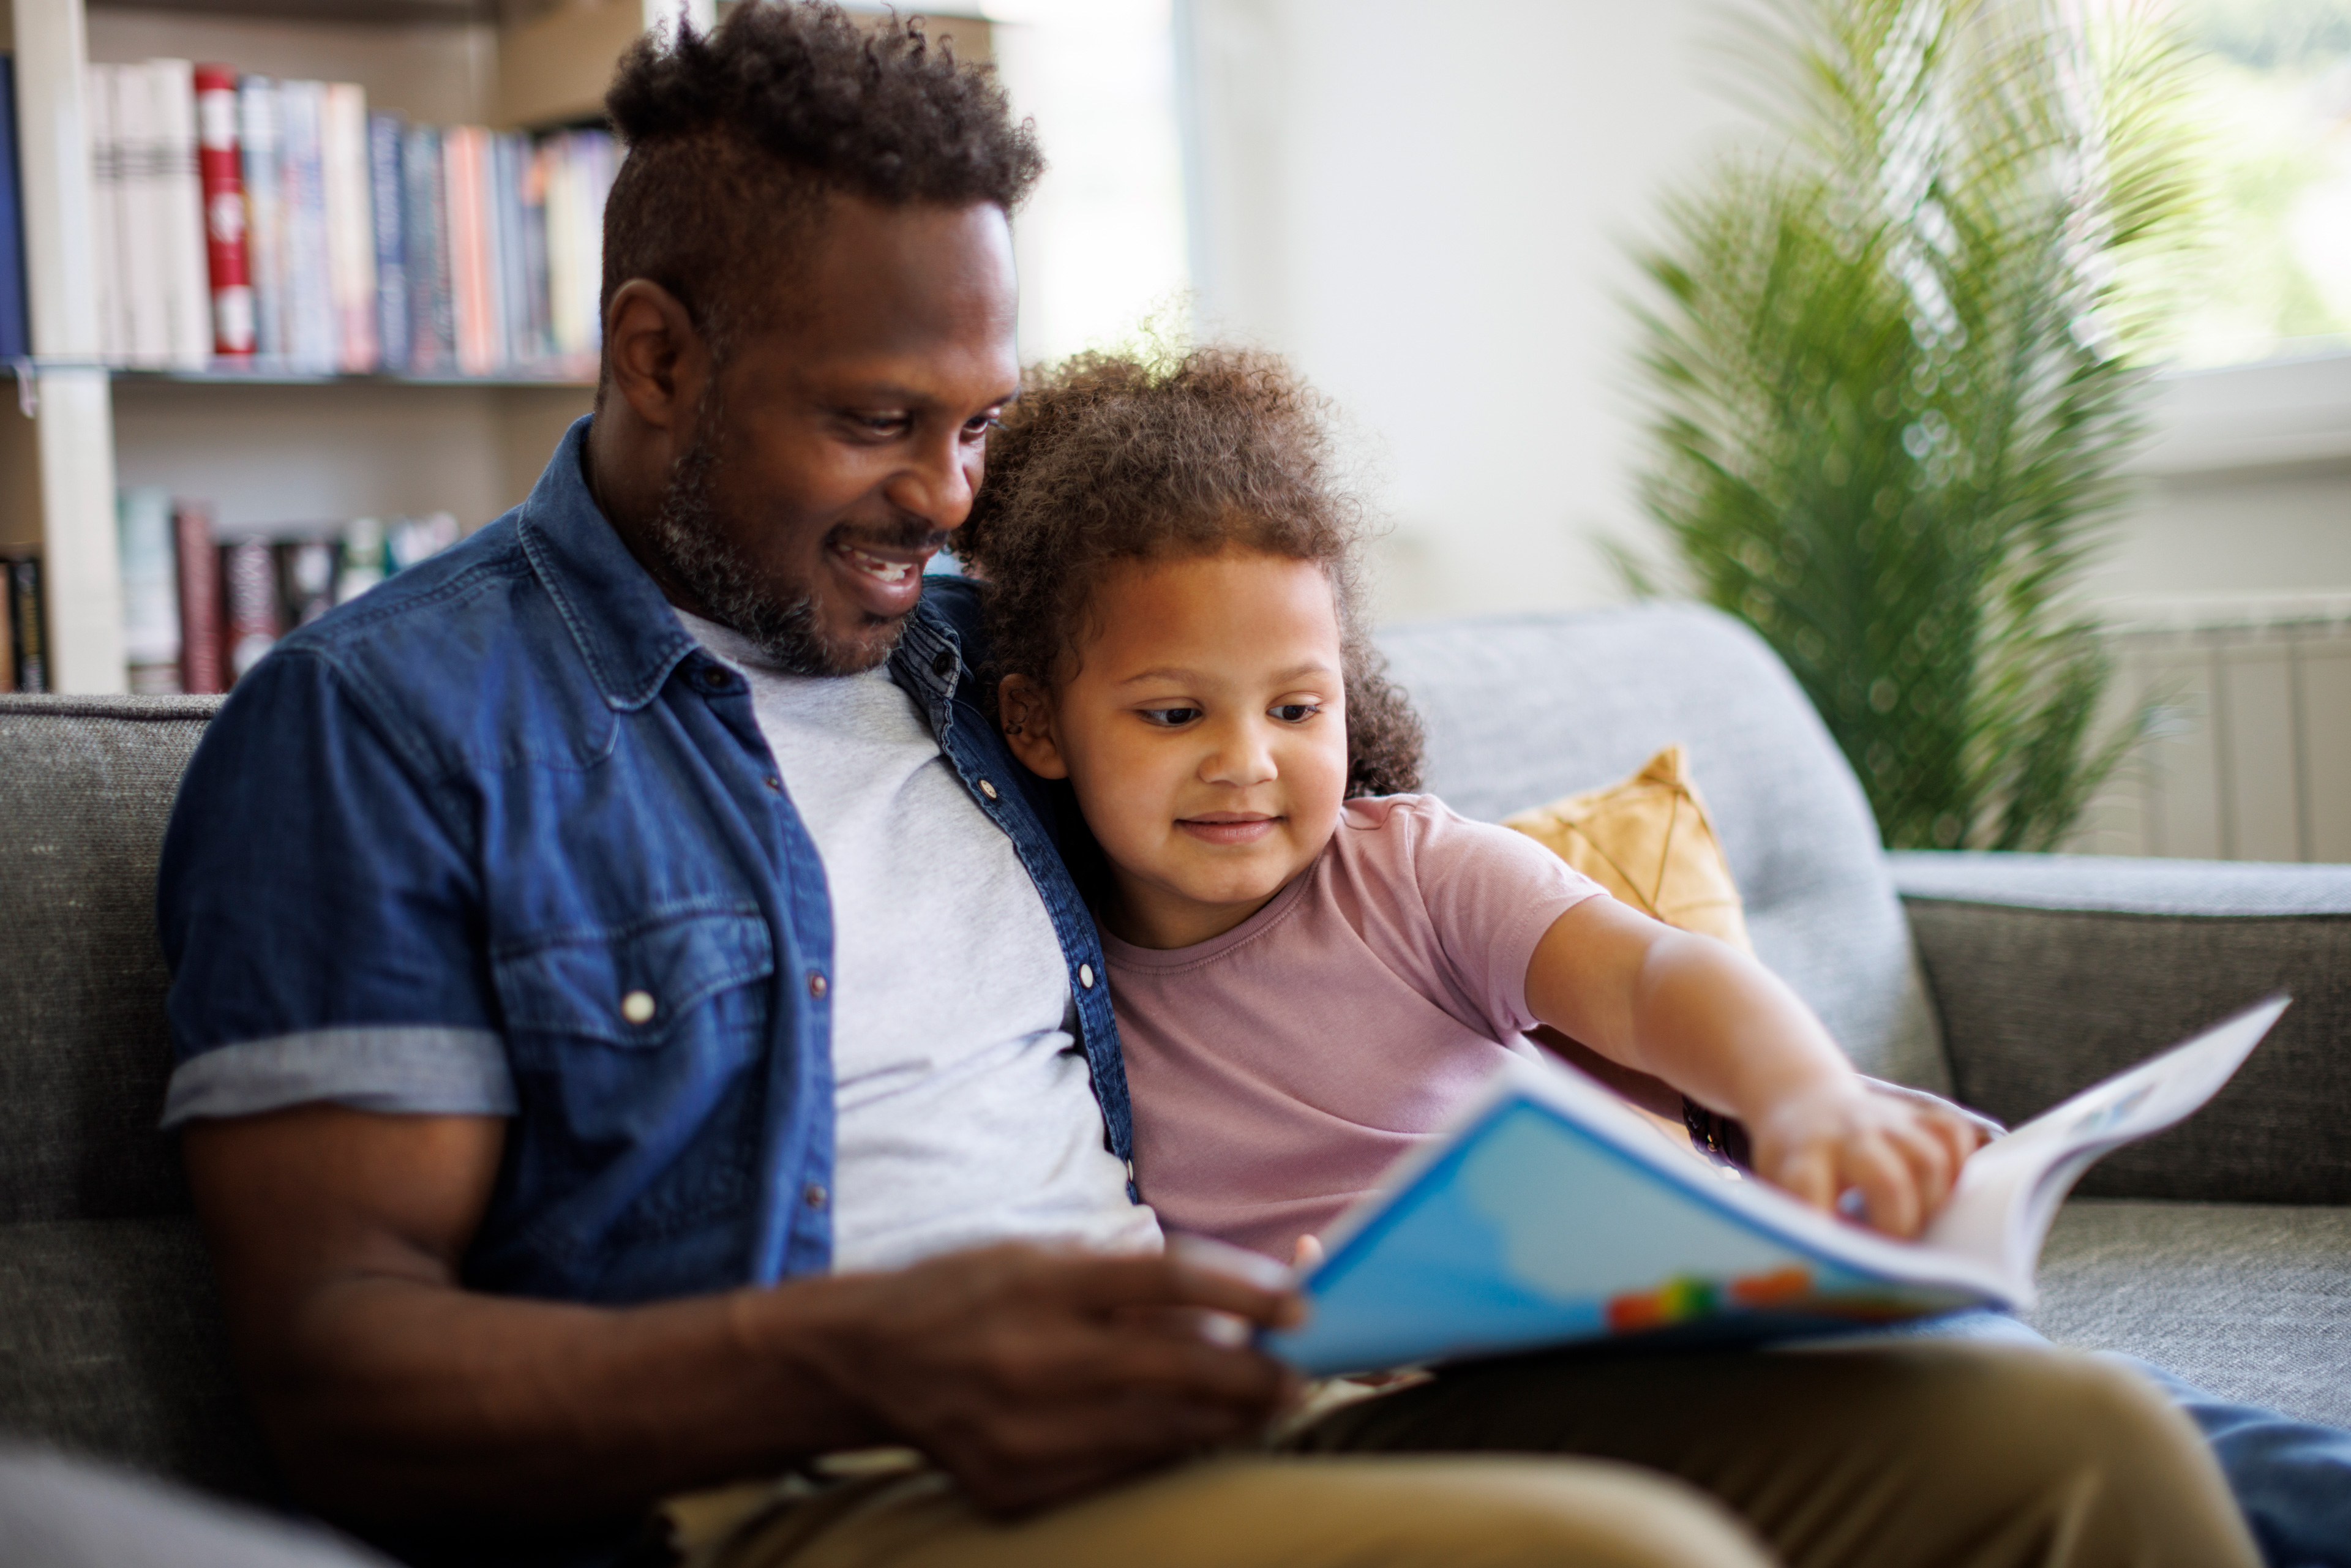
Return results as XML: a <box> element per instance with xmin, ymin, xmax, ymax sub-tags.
<box><xmin>9</xmin><ymin>0</ymin><xmax>991</xmax><ymax>693</ymax></box>
<box><xmin>1</xmin><ymin>0</ymin><xmax>678</xmax><ymax>692</ymax></box>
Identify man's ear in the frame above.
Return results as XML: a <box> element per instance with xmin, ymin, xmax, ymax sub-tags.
<box><xmin>604</xmin><ymin>279</ymin><xmax>708</xmax><ymax>438</ymax></box>
<box><xmin>997</xmin><ymin>674</ymin><xmax>1070</xmax><ymax>779</ymax></box>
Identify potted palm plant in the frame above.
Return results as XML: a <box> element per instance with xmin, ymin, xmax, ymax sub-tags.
<box><xmin>1630</xmin><ymin>0</ymin><xmax>2202</xmax><ymax>849</ymax></box>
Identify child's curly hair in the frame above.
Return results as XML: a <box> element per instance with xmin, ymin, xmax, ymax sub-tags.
<box><xmin>954</xmin><ymin>345</ymin><xmax>1424</xmax><ymax>798</ymax></box>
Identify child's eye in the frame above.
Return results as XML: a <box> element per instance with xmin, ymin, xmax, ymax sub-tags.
<box><xmin>1270</xmin><ymin>703</ymin><xmax>1321</xmax><ymax>724</ymax></box>
<box><xmin>1138</xmin><ymin>707</ymin><xmax>1202</xmax><ymax>728</ymax></box>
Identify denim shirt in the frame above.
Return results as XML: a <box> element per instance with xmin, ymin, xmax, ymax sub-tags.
<box><xmin>157</xmin><ymin>415</ymin><xmax>1135</xmax><ymax>1304</ymax></box>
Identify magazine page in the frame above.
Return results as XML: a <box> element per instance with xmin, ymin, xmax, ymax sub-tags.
<box><xmin>1919</xmin><ymin>995</ymin><xmax>2289</xmax><ymax>1288</ymax></box>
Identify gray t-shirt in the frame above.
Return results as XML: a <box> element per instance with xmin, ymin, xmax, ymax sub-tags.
<box><xmin>677</xmin><ymin>611</ymin><xmax>1160</xmax><ymax>1272</ymax></box>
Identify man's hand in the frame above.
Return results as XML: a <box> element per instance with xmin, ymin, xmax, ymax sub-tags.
<box><xmin>797</xmin><ymin>1245</ymin><xmax>1302</xmax><ymax>1515</ymax></box>
<box><xmin>1746</xmin><ymin>1081</ymin><xmax>1987</xmax><ymax>1237</ymax></box>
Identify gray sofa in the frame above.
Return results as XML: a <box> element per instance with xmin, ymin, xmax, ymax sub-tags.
<box><xmin>3</xmin><ymin>600</ymin><xmax>2347</xmax><ymax>1523</ymax></box>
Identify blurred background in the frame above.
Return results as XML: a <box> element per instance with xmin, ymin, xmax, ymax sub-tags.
<box><xmin>4</xmin><ymin>0</ymin><xmax>2345</xmax><ymax>859</ymax></box>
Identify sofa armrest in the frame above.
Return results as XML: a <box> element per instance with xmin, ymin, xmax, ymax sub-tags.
<box><xmin>1888</xmin><ymin>851</ymin><xmax>2351</xmax><ymax>1204</ymax></box>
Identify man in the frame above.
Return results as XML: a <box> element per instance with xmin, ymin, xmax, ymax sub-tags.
<box><xmin>155</xmin><ymin>7</ymin><xmax>2269</xmax><ymax>1567</ymax></box>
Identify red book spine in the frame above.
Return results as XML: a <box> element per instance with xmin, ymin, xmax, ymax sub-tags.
<box><xmin>194</xmin><ymin>64</ymin><xmax>254</xmax><ymax>357</ymax></box>
<box><xmin>173</xmin><ymin>501</ymin><xmax>225</xmax><ymax>694</ymax></box>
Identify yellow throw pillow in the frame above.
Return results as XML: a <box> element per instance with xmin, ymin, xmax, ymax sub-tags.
<box><xmin>1502</xmin><ymin>743</ymin><xmax>1752</xmax><ymax>955</ymax></box>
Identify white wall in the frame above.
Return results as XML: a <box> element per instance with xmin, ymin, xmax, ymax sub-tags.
<box><xmin>1180</xmin><ymin>0</ymin><xmax>1765</xmax><ymax>623</ymax></box>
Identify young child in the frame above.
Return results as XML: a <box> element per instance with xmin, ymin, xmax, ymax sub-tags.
<box><xmin>956</xmin><ymin>346</ymin><xmax>1984</xmax><ymax>1262</ymax></box>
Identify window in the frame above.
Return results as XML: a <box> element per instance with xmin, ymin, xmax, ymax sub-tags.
<box><xmin>2172</xmin><ymin>0</ymin><xmax>2351</xmax><ymax>366</ymax></box>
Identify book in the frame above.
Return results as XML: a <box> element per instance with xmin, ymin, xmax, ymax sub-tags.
<box><xmin>118</xmin><ymin>486</ymin><xmax>183</xmax><ymax>692</ymax></box>
<box><xmin>238</xmin><ymin>77</ymin><xmax>285</xmax><ymax>361</ymax></box>
<box><xmin>85</xmin><ymin>65</ymin><xmax>129</xmax><ymax>362</ymax></box>
<box><xmin>276</xmin><ymin>80</ymin><xmax>334</xmax><ymax>374</ymax></box>
<box><xmin>1263</xmin><ymin>997</ymin><xmax>2292</xmax><ymax>1377</ymax></box>
<box><xmin>219</xmin><ymin>535</ymin><xmax>281</xmax><ymax>681</ymax></box>
<box><xmin>173</xmin><ymin>500</ymin><xmax>223</xmax><ymax>694</ymax></box>
<box><xmin>321</xmin><ymin>82</ymin><xmax>377</xmax><ymax>372</ymax></box>
<box><xmin>369</xmin><ymin>114</ymin><xmax>408</xmax><ymax>372</ymax></box>
<box><xmin>149</xmin><ymin>59</ymin><xmax>214</xmax><ymax>371</ymax></box>
<box><xmin>0</xmin><ymin>558</ymin><xmax>10</xmax><ymax>691</ymax></box>
<box><xmin>193</xmin><ymin>65</ymin><xmax>254</xmax><ymax>358</ymax></box>
<box><xmin>0</xmin><ymin>54</ymin><xmax>31</xmax><ymax>363</ymax></box>
<box><xmin>443</xmin><ymin>126</ymin><xmax>493</xmax><ymax>375</ymax></box>
<box><xmin>110</xmin><ymin>63</ymin><xmax>172</xmax><ymax>367</ymax></box>
<box><xmin>277</xmin><ymin>538</ymin><xmax>337</xmax><ymax>627</ymax></box>
<box><xmin>7</xmin><ymin>555</ymin><xmax>46</xmax><ymax>692</ymax></box>
<box><xmin>402</xmin><ymin>122</ymin><xmax>453</xmax><ymax>374</ymax></box>
<box><xmin>335</xmin><ymin>516</ymin><xmax>386</xmax><ymax>603</ymax></box>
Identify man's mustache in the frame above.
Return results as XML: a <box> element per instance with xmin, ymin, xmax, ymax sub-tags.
<box><xmin>828</xmin><ymin>517</ymin><xmax>956</xmax><ymax>557</ymax></box>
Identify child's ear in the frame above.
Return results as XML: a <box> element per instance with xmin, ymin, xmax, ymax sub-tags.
<box><xmin>997</xmin><ymin>674</ymin><xmax>1070</xmax><ymax>779</ymax></box>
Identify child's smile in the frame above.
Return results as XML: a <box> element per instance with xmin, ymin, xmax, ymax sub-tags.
<box><xmin>998</xmin><ymin>548</ymin><xmax>1352</xmax><ymax>951</ymax></box>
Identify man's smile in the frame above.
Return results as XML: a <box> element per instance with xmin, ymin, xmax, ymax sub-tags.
<box><xmin>827</xmin><ymin>535</ymin><xmax>938</xmax><ymax>618</ymax></box>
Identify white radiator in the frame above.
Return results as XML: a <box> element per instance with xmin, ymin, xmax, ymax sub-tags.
<box><xmin>2066</xmin><ymin>595</ymin><xmax>2351</xmax><ymax>863</ymax></box>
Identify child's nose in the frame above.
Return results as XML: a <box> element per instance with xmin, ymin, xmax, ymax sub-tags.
<box><xmin>1201</xmin><ymin>721</ymin><xmax>1279</xmax><ymax>787</ymax></box>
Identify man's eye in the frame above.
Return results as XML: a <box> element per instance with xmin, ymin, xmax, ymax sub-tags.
<box><xmin>1271</xmin><ymin>703</ymin><xmax>1321</xmax><ymax>724</ymax></box>
<box><xmin>1138</xmin><ymin>707</ymin><xmax>1202</xmax><ymax>728</ymax></box>
<box><xmin>855</xmin><ymin>414</ymin><xmax>912</xmax><ymax>437</ymax></box>
<box><xmin>962</xmin><ymin>412</ymin><xmax>1003</xmax><ymax>439</ymax></box>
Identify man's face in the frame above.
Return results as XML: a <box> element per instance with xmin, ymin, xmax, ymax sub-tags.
<box><xmin>648</xmin><ymin>195</ymin><xmax>1020</xmax><ymax>675</ymax></box>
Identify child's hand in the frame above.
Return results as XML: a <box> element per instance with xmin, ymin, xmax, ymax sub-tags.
<box><xmin>1746</xmin><ymin>1081</ymin><xmax>1988</xmax><ymax>1237</ymax></box>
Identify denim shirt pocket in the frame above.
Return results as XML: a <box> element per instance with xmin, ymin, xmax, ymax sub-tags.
<box><xmin>493</xmin><ymin>907</ymin><xmax>776</xmax><ymax>1051</ymax></box>
<box><xmin>487</xmin><ymin>907</ymin><xmax>779</xmax><ymax>1275</ymax></box>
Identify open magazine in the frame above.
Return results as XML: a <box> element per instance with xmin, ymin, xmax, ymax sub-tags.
<box><xmin>1262</xmin><ymin>996</ymin><xmax>2290</xmax><ymax>1377</ymax></box>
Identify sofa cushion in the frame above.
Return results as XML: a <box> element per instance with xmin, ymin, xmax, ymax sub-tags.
<box><xmin>0</xmin><ymin>697</ymin><xmax>270</xmax><ymax>1496</ymax></box>
<box><xmin>0</xmin><ymin>1215</ymin><xmax>274</xmax><ymax>1500</ymax></box>
<box><xmin>0</xmin><ymin>696</ymin><xmax>220</xmax><ymax>1226</ymax></box>
<box><xmin>1376</xmin><ymin>605</ymin><xmax>1948</xmax><ymax>1091</ymax></box>
<box><xmin>1501</xmin><ymin>743</ymin><xmax>1754</xmax><ymax>953</ymax></box>
<box><xmin>1892</xmin><ymin>851</ymin><xmax>2351</xmax><ymax>1205</ymax></box>
<box><xmin>2030</xmin><ymin>1198</ymin><xmax>2351</xmax><ymax>1429</ymax></box>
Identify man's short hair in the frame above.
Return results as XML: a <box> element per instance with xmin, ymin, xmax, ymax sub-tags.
<box><xmin>601</xmin><ymin>1</ymin><xmax>1044</xmax><ymax>359</ymax></box>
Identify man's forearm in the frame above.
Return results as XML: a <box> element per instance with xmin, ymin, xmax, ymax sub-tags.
<box><xmin>185</xmin><ymin>1109</ymin><xmax>880</xmax><ymax>1528</ymax></box>
<box><xmin>252</xmin><ymin>1270</ymin><xmax>884</xmax><ymax>1525</ymax></box>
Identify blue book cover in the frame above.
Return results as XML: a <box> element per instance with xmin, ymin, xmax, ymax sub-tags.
<box><xmin>276</xmin><ymin>80</ymin><xmax>334</xmax><ymax>373</ymax></box>
<box><xmin>1261</xmin><ymin>997</ymin><xmax>2285</xmax><ymax>1377</ymax></box>
<box><xmin>369</xmin><ymin>113</ymin><xmax>407</xmax><ymax>373</ymax></box>
<box><xmin>0</xmin><ymin>55</ymin><xmax>31</xmax><ymax>361</ymax></box>
<box><xmin>238</xmin><ymin>76</ymin><xmax>285</xmax><ymax>361</ymax></box>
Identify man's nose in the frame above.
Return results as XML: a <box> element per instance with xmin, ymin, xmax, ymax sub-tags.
<box><xmin>882</xmin><ymin>427</ymin><xmax>979</xmax><ymax>531</ymax></box>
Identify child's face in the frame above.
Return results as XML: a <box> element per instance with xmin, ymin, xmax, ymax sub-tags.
<box><xmin>1003</xmin><ymin>549</ymin><xmax>1351</xmax><ymax>950</ymax></box>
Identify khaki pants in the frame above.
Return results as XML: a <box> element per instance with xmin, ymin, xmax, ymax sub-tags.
<box><xmin>681</xmin><ymin>1341</ymin><xmax>2260</xmax><ymax>1568</ymax></box>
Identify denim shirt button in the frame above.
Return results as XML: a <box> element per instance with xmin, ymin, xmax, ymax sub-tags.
<box><xmin>803</xmin><ymin>1182</ymin><xmax>828</xmax><ymax>1211</ymax></box>
<box><xmin>620</xmin><ymin>989</ymin><xmax>656</xmax><ymax>1024</ymax></box>
<box><xmin>807</xmin><ymin>970</ymin><xmax>827</xmax><ymax>999</ymax></box>
<box><xmin>978</xmin><ymin>779</ymin><xmax>999</xmax><ymax>801</ymax></box>
<box><xmin>700</xmin><ymin>666</ymin><xmax>730</xmax><ymax>690</ymax></box>
<box><xmin>1078</xmin><ymin>963</ymin><xmax>1095</xmax><ymax>989</ymax></box>
<box><xmin>763</xmin><ymin>775</ymin><xmax>781</xmax><ymax>792</ymax></box>
<box><xmin>931</xmin><ymin>649</ymin><xmax>955</xmax><ymax>680</ymax></box>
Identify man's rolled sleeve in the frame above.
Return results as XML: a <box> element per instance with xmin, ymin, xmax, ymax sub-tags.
<box><xmin>157</xmin><ymin>647</ymin><xmax>512</xmax><ymax>1128</ymax></box>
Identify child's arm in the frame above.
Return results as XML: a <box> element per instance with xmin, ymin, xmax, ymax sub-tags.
<box><xmin>1523</xmin><ymin>897</ymin><xmax>1984</xmax><ymax>1237</ymax></box>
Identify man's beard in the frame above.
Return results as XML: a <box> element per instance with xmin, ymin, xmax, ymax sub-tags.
<box><xmin>644</xmin><ymin>399</ymin><xmax>942</xmax><ymax>678</ymax></box>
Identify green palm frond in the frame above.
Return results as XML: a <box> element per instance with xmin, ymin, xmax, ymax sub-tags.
<box><xmin>1631</xmin><ymin>0</ymin><xmax>2203</xmax><ymax>849</ymax></box>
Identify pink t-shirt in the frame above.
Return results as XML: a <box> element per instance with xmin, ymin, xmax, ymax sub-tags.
<box><xmin>1101</xmin><ymin>793</ymin><xmax>1605</xmax><ymax>1259</ymax></box>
